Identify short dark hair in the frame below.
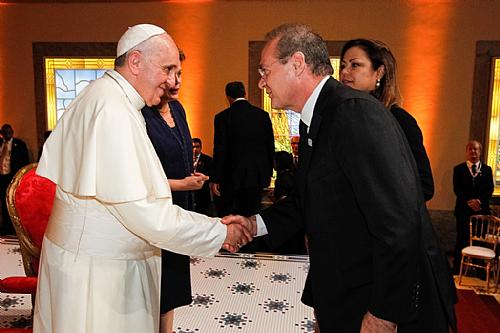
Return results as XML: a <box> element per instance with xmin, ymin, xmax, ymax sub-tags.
<box><xmin>1</xmin><ymin>124</ymin><xmax>12</xmax><ymax>132</ymax></box>
<box><xmin>225</xmin><ymin>81</ymin><xmax>246</xmax><ymax>99</ymax></box>
<box><xmin>265</xmin><ymin>23</ymin><xmax>333</xmax><ymax>77</ymax></box>
<box><xmin>192</xmin><ymin>137</ymin><xmax>202</xmax><ymax>148</ymax></box>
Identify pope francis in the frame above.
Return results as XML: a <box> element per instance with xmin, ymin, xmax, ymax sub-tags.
<box><xmin>33</xmin><ymin>24</ymin><xmax>251</xmax><ymax>333</ymax></box>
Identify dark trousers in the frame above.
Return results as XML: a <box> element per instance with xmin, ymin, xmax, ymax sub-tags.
<box><xmin>217</xmin><ymin>186</ymin><xmax>268</xmax><ymax>253</ymax></box>
<box><xmin>314</xmin><ymin>283</ymin><xmax>369</xmax><ymax>332</ymax></box>
<box><xmin>453</xmin><ymin>214</ymin><xmax>470</xmax><ymax>274</ymax></box>
<box><xmin>0</xmin><ymin>173</ymin><xmax>14</xmax><ymax>235</ymax></box>
<box><xmin>216</xmin><ymin>186</ymin><xmax>263</xmax><ymax>217</ymax></box>
<box><xmin>160</xmin><ymin>249</ymin><xmax>192</xmax><ymax>314</ymax></box>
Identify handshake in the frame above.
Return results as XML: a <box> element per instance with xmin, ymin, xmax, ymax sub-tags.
<box><xmin>221</xmin><ymin>215</ymin><xmax>257</xmax><ymax>253</ymax></box>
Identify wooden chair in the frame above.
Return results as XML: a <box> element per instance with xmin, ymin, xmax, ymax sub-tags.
<box><xmin>2</xmin><ymin>163</ymin><xmax>56</xmax><ymax>306</ymax></box>
<box><xmin>458</xmin><ymin>214</ymin><xmax>500</xmax><ymax>291</ymax></box>
<box><xmin>496</xmin><ymin>255</ymin><xmax>500</xmax><ymax>293</ymax></box>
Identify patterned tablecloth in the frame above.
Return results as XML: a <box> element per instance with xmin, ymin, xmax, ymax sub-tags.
<box><xmin>1</xmin><ymin>239</ymin><xmax>315</xmax><ymax>332</ymax></box>
<box><xmin>0</xmin><ymin>239</ymin><xmax>33</xmax><ymax>329</ymax></box>
<box><xmin>176</xmin><ymin>253</ymin><xmax>315</xmax><ymax>333</ymax></box>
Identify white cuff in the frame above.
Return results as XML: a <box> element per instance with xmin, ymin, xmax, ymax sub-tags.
<box><xmin>255</xmin><ymin>214</ymin><xmax>269</xmax><ymax>237</ymax></box>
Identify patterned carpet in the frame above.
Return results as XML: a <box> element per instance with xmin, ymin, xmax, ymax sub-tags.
<box><xmin>0</xmin><ymin>238</ymin><xmax>315</xmax><ymax>332</ymax></box>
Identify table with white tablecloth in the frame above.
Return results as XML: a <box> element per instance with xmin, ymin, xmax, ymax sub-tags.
<box><xmin>1</xmin><ymin>239</ymin><xmax>315</xmax><ymax>332</ymax></box>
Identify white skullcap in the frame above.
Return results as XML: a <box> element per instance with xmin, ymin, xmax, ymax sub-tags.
<box><xmin>116</xmin><ymin>24</ymin><xmax>166</xmax><ymax>57</ymax></box>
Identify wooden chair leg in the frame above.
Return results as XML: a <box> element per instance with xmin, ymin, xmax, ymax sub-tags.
<box><xmin>486</xmin><ymin>262</ymin><xmax>491</xmax><ymax>292</ymax></box>
<box><xmin>458</xmin><ymin>256</ymin><xmax>465</xmax><ymax>285</ymax></box>
<box><xmin>495</xmin><ymin>257</ymin><xmax>500</xmax><ymax>293</ymax></box>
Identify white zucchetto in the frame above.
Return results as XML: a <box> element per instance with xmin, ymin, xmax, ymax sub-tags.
<box><xmin>116</xmin><ymin>24</ymin><xmax>166</xmax><ymax>57</ymax></box>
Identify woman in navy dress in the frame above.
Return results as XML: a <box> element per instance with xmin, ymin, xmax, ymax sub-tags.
<box><xmin>142</xmin><ymin>51</ymin><xmax>208</xmax><ymax>333</ymax></box>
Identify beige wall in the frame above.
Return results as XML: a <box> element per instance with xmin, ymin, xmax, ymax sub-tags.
<box><xmin>1</xmin><ymin>0</ymin><xmax>499</xmax><ymax>210</ymax></box>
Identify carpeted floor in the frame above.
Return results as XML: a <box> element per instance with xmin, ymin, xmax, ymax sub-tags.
<box><xmin>454</xmin><ymin>275</ymin><xmax>500</xmax><ymax>333</ymax></box>
<box><xmin>455</xmin><ymin>289</ymin><xmax>500</xmax><ymax>332</ymax></box>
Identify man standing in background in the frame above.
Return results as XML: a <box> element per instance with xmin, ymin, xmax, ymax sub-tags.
<box><xmin>290</xmin><ymin>135</ymin><xmax>300</xmax><ymax>170</ymax></box>
<box><xmin>452</xmin><ymin>140</ymin><xmax>494</xmax><ymax>274</ymax></box>
<box><xmin>192</xmin><ymin>137</ymin><xmax>214</xmax><ymax>215</ymax></box>
<box><xmin>210</xmin><ymin>81</ymin><xmax>274</xmax><ymax>217</ymax></box>
<box><xmin>0</xmin><ymin>124</ymin><xmax>29</xmax><ymax>236</ymax></box>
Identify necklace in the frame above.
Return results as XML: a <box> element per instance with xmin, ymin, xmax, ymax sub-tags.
<box><xmin>159</xmin><ymin>107</ymin><xmax>170</xmax><ymax>115</ymax></box>
<box><xmin>158</xmin><ymin>104</ymin><xmax>175</xmax><ymax>127</ymax></box>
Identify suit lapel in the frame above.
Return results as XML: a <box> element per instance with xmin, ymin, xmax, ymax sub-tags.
<box><xmin>299</xmin><ymin>78</ymin><xmax>338</xmax><ymax>174</ymax></box>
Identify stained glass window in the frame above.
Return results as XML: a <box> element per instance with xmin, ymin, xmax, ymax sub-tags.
<box><xmin>486</xmin><ymin>58</ymin><xmax>500</xmax><ymax>194</ymax></box>
<box><xmin>263</xmin><ymin>58</ymin><xmax>340</xmax><ymax>153</ymax></box>
<box><xmin>45</xmin><ymin>58</ymin><xmax>115</xmax><ymax>129</ymax></box>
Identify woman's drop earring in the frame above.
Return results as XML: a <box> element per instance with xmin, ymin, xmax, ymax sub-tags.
<box><xmin>376</xmin><ymin>79</ymin><xmax>381</xmax><ymax>88</ymax></box>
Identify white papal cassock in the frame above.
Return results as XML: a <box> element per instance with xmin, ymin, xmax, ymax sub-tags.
<box><xmin>33</xmin><ymin>70</ymin><xmax>227</xmax><ymax>333</ymax></box>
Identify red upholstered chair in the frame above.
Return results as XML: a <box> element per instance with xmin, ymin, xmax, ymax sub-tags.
<box><xmin>0</xmin><ymin>276</ymin><xmax>36</xmax><ymax>330</ymax></box>
<box><xmin>0</xmin><ymin>277</ymin><xmax>37</xmax><ymax>295</ymax></box>
<box><xmin>1</xmin><ymin>163</ymin><xmax>56</xmax><ymax>307</ymax></box>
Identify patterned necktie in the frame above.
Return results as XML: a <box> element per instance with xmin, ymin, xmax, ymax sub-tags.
<box><xmin>472</xmin><ymin>163</ymin><xmax>477</xmax><ymax>176</ymax></box>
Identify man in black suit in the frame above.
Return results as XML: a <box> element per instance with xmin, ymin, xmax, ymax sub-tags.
<box><xmin>224</xmin><ymin>24</ymin><xmax>456</xmax><ymax>332</ymax></box>
<box><xmin>210</xmin><ymin>81</ymin><xmax>274</xmax><ymax>217</ymax></box>
<box><xmin>192</xmin><ymin>137</ymin><xmax>214</xmax><ymax>215</ymax></box>
<box><xmin>0</xmin><ymin>124</ymin><xmax>29</xmax><ymax>235</ymax></box>
<box><xmin>452</xmin><ymin>140</ymin><xmax>493</xmax><ymax>274</ymax></box>
<box><xmin>290</xmin><ymin>135</ymin><xmax>300</xmax><ymax>170</ymax></box>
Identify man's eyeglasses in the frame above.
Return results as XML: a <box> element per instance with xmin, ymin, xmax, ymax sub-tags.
<box><xmin>258</xmin><ymin>58</ymin><xmax>283</xmax><ymax>78</ymax></box>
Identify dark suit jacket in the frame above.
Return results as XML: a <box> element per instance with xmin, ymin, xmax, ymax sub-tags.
<box><xmin>453</xmin><ymin>161</ymin><xmax>493</xmax><ymax>217</ymax></box>
<box><xmin>194</xmin><ymin>152</ymin><xmax>213</xmax><ymax>213</ymax></box>
<box><xmin>260</xmin><ymin>78</ymin><xmax>456</xmax><ymax>331</ymax></box>
<box><xmin>0</xmin><ymin>137</ymin><xmax>29</xmax><ymax>175</ymax></box>
<box><xmin>212</xmin><ymin>99</ymin><xmax>274</xmax><ymax>191</ymax></box>
<box><xmin>390</xmin><ymin>106</ymin><xmax>434</xmax><ymax>201</ymax></box>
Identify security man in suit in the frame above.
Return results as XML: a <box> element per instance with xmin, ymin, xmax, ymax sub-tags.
<box><xmin>452</xmin><ymin>140</ymin><xmax>494</xmax><ymax>274</ymax></box>
<box><xmin>192</xmin><ymin>137</ymin><xmax>214</xmax><ymax>215</ymax></box>
<box><xmin>223</xmin><ymin>24</ymin><xmax>456</xmax><ymax>332</ymax></box>
<box><xmin>0</xmin><ymin>124</ymin><xmax>29</xmax><ymax>235</ymax></box>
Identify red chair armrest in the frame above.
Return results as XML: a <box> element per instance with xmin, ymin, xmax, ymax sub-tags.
<box><xmin>0</xmin><ymin>276</ymin><xmax>37</xmax><ymax>294</ymax></box>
